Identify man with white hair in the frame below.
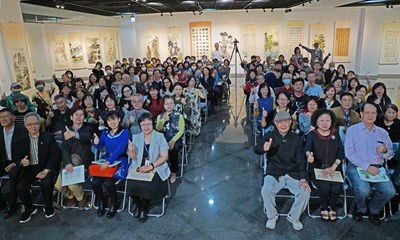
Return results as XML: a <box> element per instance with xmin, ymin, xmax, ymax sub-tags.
<box><xmin>15</xmin><ymin>112</ymin><xmax>61</xmax><ymax>223</ymax></box>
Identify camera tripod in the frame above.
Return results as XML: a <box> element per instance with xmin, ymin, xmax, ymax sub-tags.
<box><xmin>229</xmin><ymin>39</ymin><xmax>247</xmax><ymax>127</ymax></box>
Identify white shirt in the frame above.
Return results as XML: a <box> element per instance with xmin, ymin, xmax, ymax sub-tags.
<box><xmin>3</xmin><ymin>124</ymin><xmax>15</xmax><ymax>161</ymax></box>
<box><xmin>212</xmin><ymin>49</ymin><xmax>224</xmax><ymax>62</ymax></box>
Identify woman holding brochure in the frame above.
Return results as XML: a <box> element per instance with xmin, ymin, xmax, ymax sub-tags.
<box><xmin>304</xmin><ymin>109</ymin><xmax>344</xmax><ymax>222</ymax></box>
<box><xmin>127</xmin><ymin>112</ymin><xmax>170</xmax><ymax>223</ymax></box>
<box><xmin>92</xmin><ymin>110</ymin><xmax>129</xmax><ymax>218</ymax></box>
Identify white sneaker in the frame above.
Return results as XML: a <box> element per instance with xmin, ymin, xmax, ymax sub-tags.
<box><xmin>265</xmin><ymin>214</ymin><xmax>279</xmax><ymax>229</ymax></box>
<box><xmin>286</xmin><ymin>214</ymin><xmax>303</xmax><ymax>231</ymax></box>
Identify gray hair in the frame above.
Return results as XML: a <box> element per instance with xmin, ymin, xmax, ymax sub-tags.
<box><xmin>24</xmin><ymin>112</ymin><xmax>40</xmax><ymax>123</ymax></box>
<box><xmin>132</xmin><ymin>93</ymin><xmax>143</xmax><ymax>101</ymax></box>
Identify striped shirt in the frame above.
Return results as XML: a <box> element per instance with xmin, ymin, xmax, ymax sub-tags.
<box><xmin>29</xmin><ymin>135</ymin><xmax>39</xmax><ymax>165</ymax></box>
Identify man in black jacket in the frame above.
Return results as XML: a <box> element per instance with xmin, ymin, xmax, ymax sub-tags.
<box><xmin>55</xmin><ymin>107</ymin><xmax>94</xmax><ymax>210</ymax></box>
<box><xmin>0</xmin><ymin>108</ymin><xmax>26</xmax><ymax>218</ymax></box>
<box><xmin>15</xmin><ymin>112</ymin><xmax>61</xmax><ymax>223</ymax></box>
<box><xmin>255</xmin><ymin>112</ymin><xmax>310</xmax><ymax>231</ymax></box>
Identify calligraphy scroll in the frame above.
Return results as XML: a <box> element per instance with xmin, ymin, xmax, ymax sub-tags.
<box><xmin>379</xmin><ymin>22</ymin><xmax>400</xmax><ymax>64</ymax></box>
<box><xmin>240</xmin><ymin>25</ymin><xmax>257</xmax><ymax>60</ymax></box>
<box><xmin>189</xmin><ymin>21</ymin><xmax>212</xmax><ymax>59</ymax></box>
<box><xmin>287</xmin><ymin>20</ymin><xmax>304</xmax><ymax>58</ymax></box>
<box><xmin>333</xmin><ymin>21</ymin><xmax>351</xmax><ymax>62</ymax></box>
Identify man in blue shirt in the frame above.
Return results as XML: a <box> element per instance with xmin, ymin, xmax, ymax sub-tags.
<box><xmin>304</xmin><ymin>71</ymin><xmax>322</xmax><ymax>97</ymax></box>
<box><xmin>345</xmin><ymin>103</ymin><xmax>396</xmax><ymax>225</ymax></box>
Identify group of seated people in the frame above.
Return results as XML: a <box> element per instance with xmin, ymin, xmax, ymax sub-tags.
<box><xmin>250</xmin><ymin>43</ymin><xmax>399</xmax><ymax>231</ymax></box>
<box><xmin>0</xmin><ymin>54</ymin><xmax>233</xmax><ymax>224</ymax></box>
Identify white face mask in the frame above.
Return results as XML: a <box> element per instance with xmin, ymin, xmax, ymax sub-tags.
<box><xmin>329</xmin><ymin>67</ymin><xmax>335</xmax><ymax>71</ymax></box>
<box><xmin>141</xmin><ymin>67</ymin><xmax>146</xmax><ymax>71</ymax></box>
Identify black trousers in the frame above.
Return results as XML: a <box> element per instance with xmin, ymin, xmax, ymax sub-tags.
<box><xmin>17</xmin><ymin>165</ymin><xmax>56</xmax><ymax>211</ymax></box>
<box><xmin>0</xmin><ymin>164</ymin><xmax>20</xmax><ymax>207</ymax></box>
<box><xmin>168</xmin><ymin>140</ymin><xmax>182</xmax><ymax>174</ymax></box>
<box><xmin>314</xmin><ymin>180</ymin><xmax>342</xmax><ymax>210</ymax></box>
<box><xmin>92</xmin><ymin>177</ymin><xmax>118</xmax><ymax>204</ymax></box>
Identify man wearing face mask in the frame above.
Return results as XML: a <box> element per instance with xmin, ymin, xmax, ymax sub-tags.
<box><xmin>277</xmin><ymin>73</ymin><xmax>294</xmax><ymax>95</ymax></box>
<box><xmin>1</xmin><ymin>82</ymin><xmax>35</xmax><ymax>112</ymax></box>
<box><xmin>324</xmin><ymin>62</ymin><xmax>337</xmax><ymax>85</ymax></box>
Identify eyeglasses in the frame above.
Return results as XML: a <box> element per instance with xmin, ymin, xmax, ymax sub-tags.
<box><xmin>278</xmin><ymin>98</ymin><xmax>289</xmax><ymax>101</ymax></box>
<box><xmin>0</xmin><ymin>115</ymin><xmax>12</xmax><ymax>120</ymax></box>
<box><xmin>25</xmin><ymin>122</ymin><xmax>40</xmax><ymax>127</ymax></box>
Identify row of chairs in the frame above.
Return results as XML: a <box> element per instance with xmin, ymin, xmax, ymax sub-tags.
<box><xmin>260</xmin><ymin>141</ymin><xmax>399</xmax><ymax>221</ymax></box>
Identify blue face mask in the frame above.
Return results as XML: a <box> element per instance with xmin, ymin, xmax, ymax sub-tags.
<box><xmin>283</xmin><ymin>79</ymin><xmax>291</xmax><ymax>85</ymax></box>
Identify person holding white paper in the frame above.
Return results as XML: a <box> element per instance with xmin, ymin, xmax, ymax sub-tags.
<box><xmin>55</xmin><ymin>107</ymin><xmax>94</xmax><ymax>210</ymax></box>
<box><xmin>127</xmin><ymin>112</ymin><xmax>170</xmax><ymax>223</ymax></box>
<box><xmin>305</xmin><ymin>109</ymin><xmax>344</xmax><ymax>222</ymax></box>
<box><xmin>345</xmin><ymin>103</ymin><xmax>396</xmax><ymax>225</ymax></box>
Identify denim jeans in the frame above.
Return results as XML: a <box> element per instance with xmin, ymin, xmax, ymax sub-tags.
<box><xmin>347</xmin><ymin>163</ymin><xmax>396</xmax><ymax>214</ymax></box>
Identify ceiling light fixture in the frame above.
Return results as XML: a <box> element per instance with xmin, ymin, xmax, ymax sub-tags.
<box><xmin>285</xmin><ymin>9</ymin><xmax>292</xmax><ymax>13</ymax></box>
<box><xmin>193</xmin><ymin>11</ymin><xmax>196</xmax><ymax>15</ymax></box>
<box><xmin>263</xmin><ymin>8</ymin><xmax>265</xmax><ymax>12</ymax></box>
<box><xmin>161</xmin><ymin>12</ymin><xmax>163</xmax><ymax>16</ymax></box>
<box><xmin>309</xmin><ymin>1</ymin><xmax>311</xmax><ymax>4</ymax></box>
<box><xmin>170</xmin><ymin>12</ymin><xmax>173</xmax><ymax>16</ymax></box>
<box><xmin>246</xmin><ymin>8</ymin><xmax>248</xmax><ymax>13</ymax></box>
<box><xmin>271</xmin><ymin>8</ymin><xmax>274</xmax><ymax>12</ymax></box>
<box><xmin>55</xmin><ymin>1</ymin><xmax>65</xmax><ymax>9</ymax></box>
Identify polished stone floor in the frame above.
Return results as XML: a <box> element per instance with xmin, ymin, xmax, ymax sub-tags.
<box><xmin>1</xmin><ymin>85</ymin><xmax>400</xmax><ymax>240</ymax></box>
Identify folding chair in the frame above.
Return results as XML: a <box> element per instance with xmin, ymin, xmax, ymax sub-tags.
<box><xmin>198</xmin><ymin>97</ymin><xmax>208</xmax><ymax>124</ymax></box>
<box><xmin>59</xmin><ymin>176</ymin><xmax>94</xmax><ymax>210</ymax></box>
<box><xmin>128</xmin><ymin>181</ymin><xmax>171</xmax><ymax>218</ymax></box>
<box><xmin>0</xmin><ymin>175</ymin><xmax>9</xmax><ymax>188</ymax></box>
<box><xmin>385</xmin><ymin>142</ymin><xmax>399</xmax><ymax>218</ymax></box>
<box><xmin>306</xmin><ymin>161</ymin><xmax>347</xmax><ymax>219</ymax></box>
<box><xmin>177</xmin><ymin>132</ymin><xmax>189</xmax><ymax>179</ymax></box>
<box><xmin>344</xmin><ymin>159</ymin><xmax>386</xmax><ymax>220</ymax></box>
<box><xmin>91</xmin><ymin>179</ymin><xmax>128</xmax><ymax>213</ymax></box>
<box><xmin>261</xmin><ymin>155</ymin><xmax>295</xmax><ymax>217</ymax></box>
<box><xmin>90</xmin><ymin>149</ymin><xmax>128</xmax><ymax>212</ymax></box>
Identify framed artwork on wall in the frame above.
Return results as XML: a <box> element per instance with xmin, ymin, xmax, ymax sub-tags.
<box><xmin>189</xmin><ymin>21</ymin><xmax>212</xmax><ymax>59</ymax></box>
<box><xmin>167</xmin><ymin>27</ymin><xmax>183</xmax><ymax>60</ymax></box>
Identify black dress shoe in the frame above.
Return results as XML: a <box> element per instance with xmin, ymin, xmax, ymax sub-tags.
<box><xmin>353</xmin><ymin>209</ymin><xmax>363</xmax><ymax>222</ymax></box>
<box><xmin>4</xmin><ymin>207</ymin><xmax>18</xmax><ymax>219</ymax></box>
<box><xmin>138</xmin><ymin>210</ymin><xmax>147</xmax><ymax>223</ymax></box>
<box><xmin>97</xmin><ymin>202</ymin><xmax>105</xmax><ymax>217</ymax></box>
<box><xmin>107</xmin><ymin>206</ymin><xmax>117</xmax><ymax>219</ymax></box>
<box><xmin>369</xmin><ymin>214</ymin><xmax>382</xmax><ymax>225</ymax></box>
